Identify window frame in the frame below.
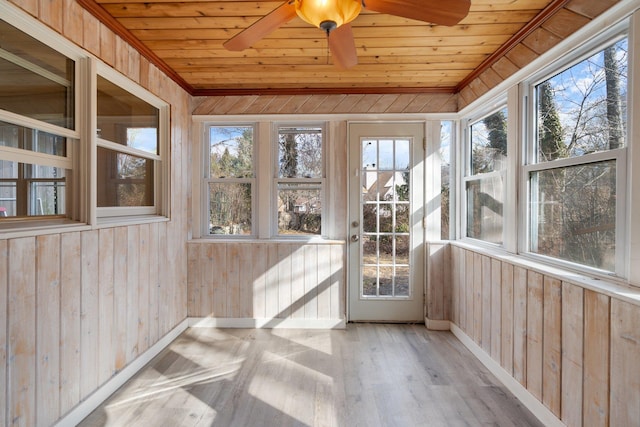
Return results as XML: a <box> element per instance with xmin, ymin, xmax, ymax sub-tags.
<box><xmin>461</xmin><ymin>102</ymin><xmax>509</xmax><ymax>247</ymax></box>
<box><xmin>94</xmin><ymin>62</ymin><xmax>170</xmax><ymax>221</ymax></box>
<box><xmin>520</xmin><ymin>24</ymin><xmax>630</xmax><ymax>277</ymax></box>
<box><xmin>202</xmin><ymin>123</ymin><xmax>257</xmax><ymax>238</ymax></box>
<box><xmin>273</xmin><ymin>122</ymin><xmax>327</xmax><ymax>239</ymax></box>
<box><xmin>0</xmin><ymin>9</ymin><xmax>82</xmax><ymax>227</ymax></box>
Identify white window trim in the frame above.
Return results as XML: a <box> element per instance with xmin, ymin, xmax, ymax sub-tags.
<box><xmin>460</xmin><ymin>99</ymin><xmax>510</xmax><ymax>248</ymax></box>
<box><xmin>272</xmin><ymin>122</ymin><xmax>327</xmax><ymax>239</ymax></box>
<box><xmin>518</xmin><ymin>23</ymin><xmax>631</xmax><ymax>279</ymax></box>
<box><xmin>201</xmin><ymin>122</ymin><xmax>257</xmax><ymax>238</ymax></box>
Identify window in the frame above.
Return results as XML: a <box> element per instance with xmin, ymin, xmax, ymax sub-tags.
<box><xmin>0</xmin><ymin>17</ymin><xmax>76</xmax><ymax>221</ymax></box>
<box><xmin>525</xmin><ymin>35</ymin><xmax>628</xmax><ymax>272</ymax></box>
<box><xmin>464</xmin><ymin>107</ymin><xmax>508</xmax><ymax>245</ymax></box>
<box><xmin>200</xmin><ymin>122</ymin><xmax>326</xmax><ymax>239</ymax></box>
<box><xmin>96</xmin><ymin>72</ymin><xmax>167</xmax><ymax>218</ymax></box>
<box><xmin>205</xmin><ymin>125</ymin><xmax>254</xmax><ymax>236</ymax></box>
<box><xmin>276</xmin><ymin>125</ymin><xmax>324</xmax><ymax>237</ymax></box>
<box><xmin>440</xmin><ymin>121</ymin><xmax>453</xmax><ymax>240</ymax></box>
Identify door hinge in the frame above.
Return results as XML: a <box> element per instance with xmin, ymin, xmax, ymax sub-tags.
<box><xmin>422</xmin><ymin>217</ymin><xmax>427</xmax><ymax>229</ymax></box>
<box><xmin>423</xmin><ymin>136</ymin><xmax>427</xmax><ymax>151</ymax></box>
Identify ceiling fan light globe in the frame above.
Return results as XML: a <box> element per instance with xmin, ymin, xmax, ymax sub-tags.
<box><xmin>295</xmin><ymin>0</ymin><xmax>362</xmax><ymax>30</ymax></box>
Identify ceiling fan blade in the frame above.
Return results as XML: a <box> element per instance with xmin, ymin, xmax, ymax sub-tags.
<box><xmin>364</xmin><ymin>0</ymin><xmax>470</xmax><ymax>26</ymax></box>
<box><xmin>328</xmin><ymin>24</ymin><xmax>358</xmax><ymax>70</ymax></box>
<box><xmin>223</xmin><ymin>1</ymin><xmax>297</xmax><ymax>51</ymax></box>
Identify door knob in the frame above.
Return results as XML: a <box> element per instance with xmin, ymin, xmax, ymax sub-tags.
<box><xmin>351</xmin><ymin>234</ymin><xmax>360</xmax><ymax>242</ymax></box>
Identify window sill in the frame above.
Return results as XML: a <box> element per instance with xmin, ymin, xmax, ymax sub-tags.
<box><xmin>95</xmin><ymin>215</ymin><xmax>170</xmax><ymax>229</ymax></box>
<box><xmin>189</xmin><ymin>237</ymin><xmax>345</xmax><ymax>245</ymax></box>
<box><xmin>0</xmin><ymin>219</ymin><xmax>91</xmax><ymax>239</ymax></box>
<box><xmin>448</xmin><ymin>240</ymin><xmax>640</xmax><ymax>308</ymax></box>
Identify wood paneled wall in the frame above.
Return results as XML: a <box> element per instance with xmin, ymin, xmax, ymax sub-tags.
<box><xmin>192</xmin><ymin>92</ymin><xmax>458</xmax><ymax>115</ymax></box>
<box><xmin>427</xmin><ymin>242</ymin><xmax>640</xmax><ymax>427</ymax></box>
<box><xmin>187</xmin><ymin>241</ymin><xmax>345</xmax><ymax>322</ymax></box>
<box><xmin>2</xmin><ymin>0</ymin><xmax>191</xmax><ymax>426</ymax></box>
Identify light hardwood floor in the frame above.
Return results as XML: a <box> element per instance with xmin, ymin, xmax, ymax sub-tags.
<box><xmin>79</xmin><ymin>324</ymin><xmax>543</xmax><ymax>426</ymax></box>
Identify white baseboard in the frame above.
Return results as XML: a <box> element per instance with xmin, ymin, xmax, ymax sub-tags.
<box><xmin>450</xmin><ymin>324</ymin><xmax>565</xmax><ymax>427</ymax></box>
<box><xmin>54</xmin><ymin>318</ymin><xmax>189</xmax><ymax>427</ymax></box>
<box><xmin>425</xmin><ymin>318</ymin><xmax>450</xmax><ymax>331</ymax></box>
<box><xmin>189</xmin><ymin>317</ymin><xmax>347</xmax><ymax>329</ymax></box>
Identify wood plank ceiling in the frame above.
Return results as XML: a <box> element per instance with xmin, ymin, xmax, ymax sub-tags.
<box><xmin>78</xmin><ymin>0</ymin><xmax>571</xmax><ymax>95</ymax></box>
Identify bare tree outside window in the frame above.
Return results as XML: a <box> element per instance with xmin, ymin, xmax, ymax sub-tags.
<box><xmin>530</xmin><ymin>37</ymin><xmax>627</xmax><ymax>271</ymax></box>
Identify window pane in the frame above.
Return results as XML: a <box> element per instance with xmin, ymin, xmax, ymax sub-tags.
<box><xmin>277</xmin><ymin>183</ymin><xmax>321</xmax><ymax>235</ymax></box>
<box><xmin>470</xmin><ymin>108</ymin><xmax>508</xmax><ymax>175</ymax></box>
<box><xmin>97</xmin><ymin>147</ymin><xmax>154</xmax><ymax>207</ymax></box>
<box><xmin>535</xmin><ymin>37</ymin><xmax>627</xmax><ymax>162</ymax></box>
<box><xmin>278</xmin><ymin>126</ymin><xmax>322</xmax><ymax>178</ymax></box>
<box><xmin>208</xmin><ymin>182</ymin><xmax>251</xmax><ymax>235</ymax></box>
<box><xmin>0</xmin><ymin>121</ymin><xmax>66</xmax><ymax>156</ymax></box>
<box><xmin>530</xmin><ymin>161</ymin><xmax>615</xmax><ymax>271</ymax></box>
<box><xmin>0</xmin><ymin>19</ymin><xmax>75</xmax><ymax>129</ymax></box>
<box><xmin>209</xmin><ymin>126</ymin><xmax>253</xmax><ymax>178</ymax></box>
<box><xmin>0</xmin><ymin>161</ymin><xmax>66</xmax><ymax>217</ymax></box>
<box><xmin>97</xmin><ymin>76</ymin><xmax>159</xmax><ymax>154</ymax></box>
<box><xmin>466</xmin><ymin>176</ymin><xmax>504</xmax><ymax>244</ymax></box>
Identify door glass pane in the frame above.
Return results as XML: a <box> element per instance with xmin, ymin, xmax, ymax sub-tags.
<box><xmin>359</xmin><ymin>137</ymin><xmax>412</xmax><ymax>298</ymax></box>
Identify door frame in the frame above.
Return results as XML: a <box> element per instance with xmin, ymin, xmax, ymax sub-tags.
<box><xmin>346</xmin><ymin>121</ymin><xmax>426</xmax><ymax>322</ymax></box>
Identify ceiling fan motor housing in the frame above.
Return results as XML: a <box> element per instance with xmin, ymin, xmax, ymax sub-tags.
<box><xmin>295</xmin><ymin>0</ymin><xmax>362</xmax><ymax>31</ymax></box>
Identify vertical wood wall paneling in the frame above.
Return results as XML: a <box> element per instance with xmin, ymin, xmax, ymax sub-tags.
<box><xmin>526</xmin><ymin>271</ymin><xmax>543</xmax><ymax>400</ymax></box>
<box><xmin>609</xmin><ymin>299</ymin><xmax>640</xmax><ymax>426</ymax></box>
<box><xmin>481</xmin><ymin>255</ymin><xmax>491</xmax><ymax>352</ymax></box>
<box><xmin>201</xmin><ymin>243</ymin><xmax>215</xmax><ymax>316</ymax></box>
<box><xmin>187</xmin><ymin>244</ymin><xmax>200</xmax><ymax>316</ymax></box>
<box><xmin>138</xmin><ymin>224</ymin><xmax>151</xmax><ymax>354</ymax></box>
<box><xmin>252</xmin><ymin>243</ymin><xmax>267</xmax><ymax>319</ymax></box>
<box><xmin>113</xmin><ymin>227</ymin><xmax>128</xmax><ymax>371</ymax></box>
<box><xmin>80</xmin><ymin>230</ymin><xmax>100</xmax><ymax>400</ymax></box>
<box><xmin>148</xmin><ymin>222</ymin><xmax>160</xmax><ymax>345</ymax></box>
<box><xmin>464</xmin><ymin>250</ymin><xmax>474</xmax><ymax>335</ymax></box>
<box><xmin>227</xmin><ymin>244</ymin><xmax>241</xmax><ymax>317</ymax></box>
<box><xmin>238</xmin><ymin>243</ymin><xmax>254</xmax><ymax>318</ymax></box>
<box><xmin>277</xmin><ymin>244</ymin><xmax>293</xmax><ymax>318</ymax></box>
<box><xmin>442</xmin><ymin>244</ymin><xmax>452</xmax><ymax>321</ymax></box>
<box><xmin>449</xmin><ymin>246</ymin><xmax>458</xmax><ymax>324</ymax></box>
<box><xmin>330</xmin><ymin>244</ymin><xmax>344</xmax><ymax>319</ymax></box>
<box><xmin>211</xmin><ymin>243</ymin><xmax>228</xmax><ymax>318</ymax></box>
<box><xmin>36</xmin><ymin>234</ymin><xmax>61</xmax><ymax>426</ymax></box>
<box><xmin>157</xmin><ymin>222</ymin><xmax>171</xmax><ymax>336</ymax></box>
<box><xmin>8</xmin><ymin>237</ymin><xmax>36</xmax><ymax>427</ymax></box>
<box><xmin>473</xmin><ymin>253</ymin><xmax>482</xmax><ymax>344</ymax></box>
<box><xmin>126</xmin><ymin>226</ymin><xmax>140</xmax><ymax>362</ymax></box>
<box><xmin>291</xmin><ymin>244</ymin><xmax>306</xmax><ymax>319</ymax></box>
<box><xmin>561</xmin><ymin>282</ymin><xmax>584</xmax><ymax>427</ymax></box>
<box><xmin>426</xmin><ymin>243</ymin><xmax>445</xmax><ymax>321</ymax></box>
<box><xmin>0</xmin><ymin>240</ymin><xmax>6</xmax><ymax>427</ymax></box>
<box><xmin>265</xmin><ymin>243</ymin><xmax>279</xmax><ymax>319</ymax></box>
<box><xmin>98</xmin><ymin>229</ymin><xmax>115</xmax><ymax>385</ymax></box>
<box><xmin>512</xmin><ymin>266</ymin><xmax>528</xmax><ymax>386</ymax></box>
<box><xmin>583</xmin><ymin>290</ymin><xmax>610</xmax><ymax>426</ymax></box>
<box><xmin>500</xmin><ymin>262</ymin><xmax>514</xmax><ymax>374</ymax></box>
<box><xmin>304</xmin><ymin>245</ymin><xmax>319</xmax><ymax>319</ymax></box>
<box><xmin>542</xmin><ymin>277</ymin><xmax>561</xmax><ymax>416</ymax></box>
<box><xmin>59</xmin><ymin>232</ymin><xmax>81</xmax><ymax>415</ymax></box>
<box><xmin>317</xmin><ymin>244</ymin><xmax>332</xmax><ymax>319</ymax></box>
<box><xmin>490</xmin><ymin>258</ymin><xmax>502</xmax><ymax>361</ymax></box>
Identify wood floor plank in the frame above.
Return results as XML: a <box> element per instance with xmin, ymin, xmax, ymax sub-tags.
<box><xmin>79</xmin><ymin>324</ymin><xmax>544</xmax><ymax>427</ymax></box>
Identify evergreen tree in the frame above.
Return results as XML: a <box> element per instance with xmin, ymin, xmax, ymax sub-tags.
<box><xmin>537</xmin><ymin>81</ymin><xmax>566</xmax><ymax>161</ymax></box>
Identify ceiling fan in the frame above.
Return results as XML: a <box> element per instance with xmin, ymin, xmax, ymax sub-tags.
<box><xmin>223</xmin><ymin>0</ymin><xmax>471</xmax><ymax>69</ymax></box>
